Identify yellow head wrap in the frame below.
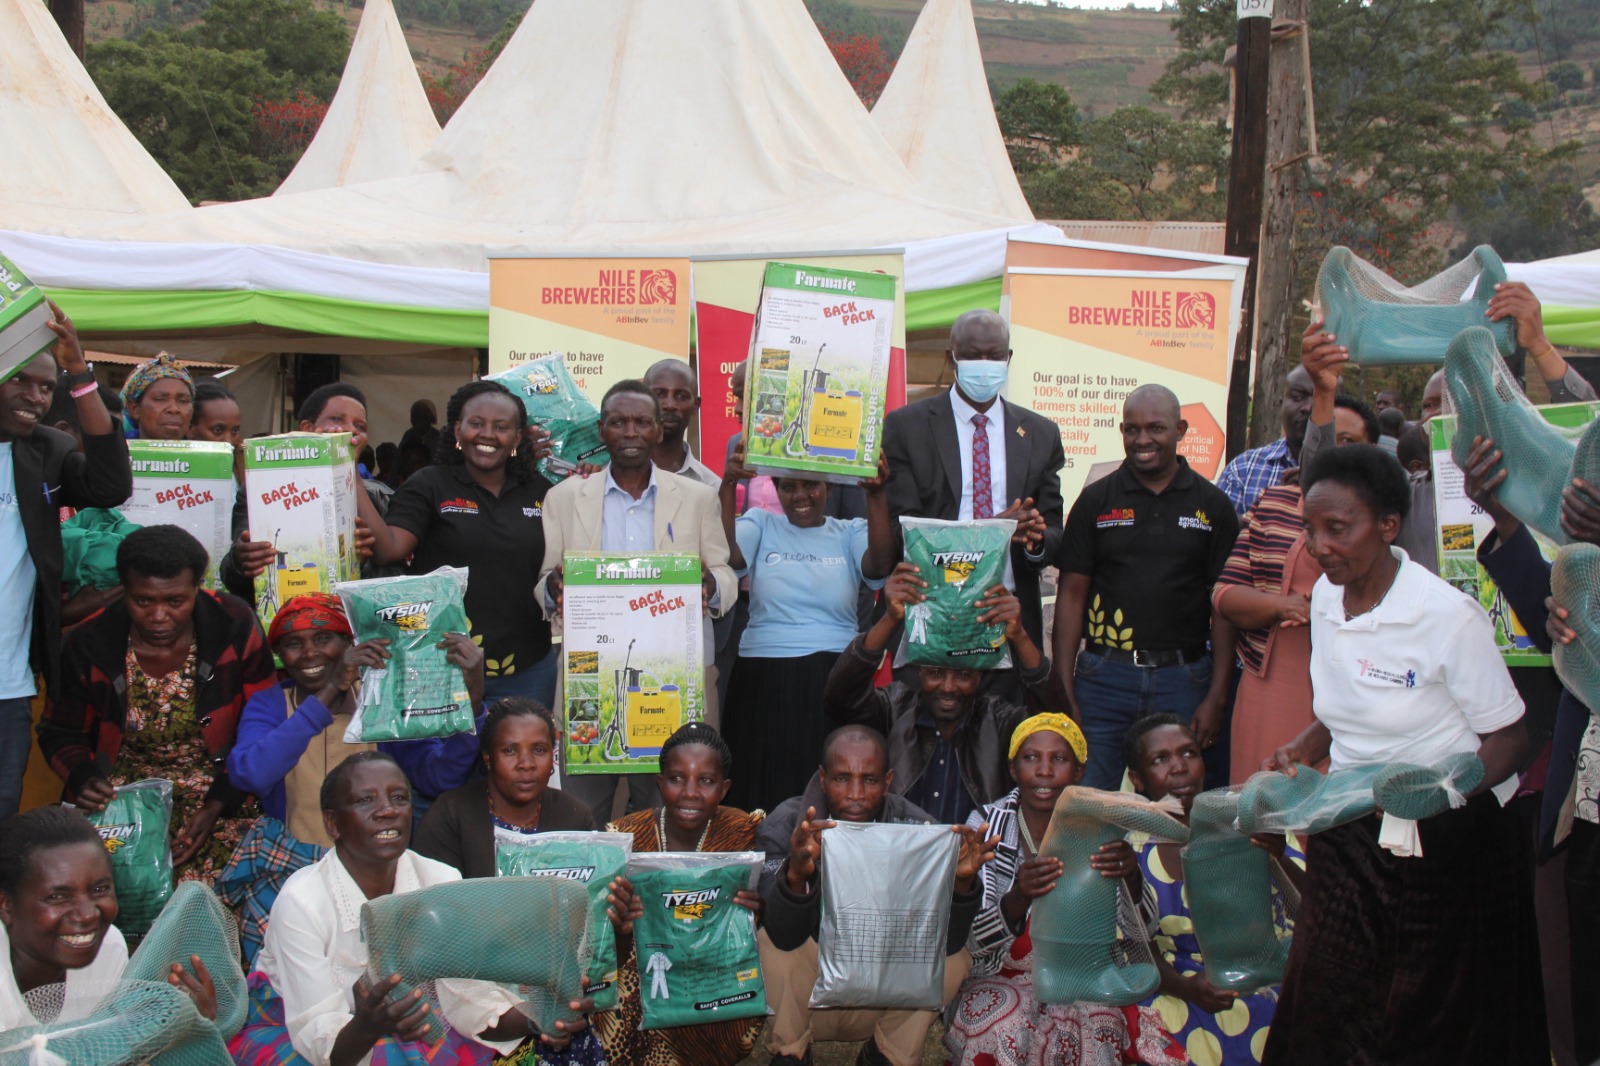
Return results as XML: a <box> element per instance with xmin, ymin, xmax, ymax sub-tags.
<box><xmin>1008</xmin><ymin>713</ymin><xmax>1088</xmax><ymax>765</ymax></box>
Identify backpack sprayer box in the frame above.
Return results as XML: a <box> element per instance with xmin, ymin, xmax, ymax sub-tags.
<box><xmin>243</xmin><ymin>433</ymin><xmax>360</xmax><ymax>626</ymax></box>
<box><xmin>0</xmin><ymin>251</ymin><xmax>55</xmax><ymax>387</ymax></box>
<box><xmin>119</xmin><ymin>439</ymin><xmax>238</xmax><ymax>590</ymax></box>
<box><xmin>742</xmin><ymin>261</ymin><xmax>895</xmax><ymax>485</ymax></box>
<box><xmin>561</xmin><ymin>553</ymin><xmax>703</xmax><ymax>775</ymax></box>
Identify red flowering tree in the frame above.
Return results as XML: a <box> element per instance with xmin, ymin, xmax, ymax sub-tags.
<box><xmin>421</xmin><ymin>45</ymin><xmax>494</xmax><ymax>125</ymax></box>
<box><xmin>253</xmin><ymin>90</ymin><xmax>330</xmax><ymax>159</ymax></box>
<box><xmin>823</xmin><ymin>28</ymin><xmax>893</xmax><ymax>107</ymax></box>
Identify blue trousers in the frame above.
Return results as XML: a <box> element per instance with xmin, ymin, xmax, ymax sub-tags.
<box><xmin>0</xmin><ymin>696</ymin><xmax>34</xmax><ymax>821</ymax></box>
<box><xmin>1073</xmin><ymin>650</ymin><xmax>1212</xmax><ymax>790</ymax></box>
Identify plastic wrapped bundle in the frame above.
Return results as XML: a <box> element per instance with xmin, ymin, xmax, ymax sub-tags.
<box><xmin>83</xmin><ymin>778</ymin><xmax>173</xmax><ymax>935</ymax></box>
<box><xmin>60</xmin><ymin>509</ymin><xmax>142</xmax><ymax>594</ymax></box>
<box><xmin>899</xmin><ymin>517</ymin><xmax>1017</xmax><ymax>669</ymax></box>
<box><xmin>336</xmin><ymin>567</ymin><xmax>477</xmax><ymax>743</ymax></box>
<box><xmin>495</xmin><ymin>830</ymin><xmax>632</xmax><ymax>1011</ymax></box>
<box><xmin>1314</xmin><ymin>244</ymin><xmax>1513</xmax><ymax>365</ymax></box>
<box><xmin>124</xmin><ymin>881</ymin><xmax>248</xmax><ymax>1040</ymax></box>
<box><xmin>0</xmin><ymin>980</ymin><xmax>232</xmax><ymax>1066</ymax></box>
<box><xmin>487</xmin><ymin>354</ymin><xmax>609</xmax><ymax>483</ymax></box>
<box><xmin>811</xmin><ymin>822</ymin><xmax>959</xmax><ymax>1010</ymax></box>
<box><xmin>1445</xmin><ymin>326</ymin><xmax>1577</xmax><ymax>545</ymax></box>
<box><xmin>627</xmin><ymin>852</ymin><xmax>767</xmax><ymax>1030</ymax></box>
<box><xmin>1031</xmin><ymin>788</ymin><xmax>1189</xmax><ymax>1006</ymax></box>
<box><xmin>361</xmin><ymin>875</ymin><xmax>591</xmax><ymax>1043</ymax></box>
<box><xmin>1235</xmin><ymin>765</ymin><xmax>1382</xmax><ymax>836</ymax></box>
<box><xmin>1553</xmin><ymin>541</ymin><xmax>1600</xmax><ymax>714</ymax></box>
<box><xmin>1371</xmin><ymin>752</ymin><xmax>1485</xmax><ymax>821</ymax></box>
<box><xmin>1181</xmin><ymin>790</ymin><xmax>1291</xmax><ymax>994</ymax></box>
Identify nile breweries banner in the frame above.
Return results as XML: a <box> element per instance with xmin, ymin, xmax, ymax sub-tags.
<box><xmin>692</xmin><ymin>251</ymin><xmax>906</xmax><ymax>477</ymax></box>
<box><xmin>1007</xmin><ymin>267</ymin><xmax>1243</xmax><ymax>505</ymax></box>
<box><xmin>488</xmin><ymin>255</ymin><xmax>691</xmax><ymax>396</ymax></box>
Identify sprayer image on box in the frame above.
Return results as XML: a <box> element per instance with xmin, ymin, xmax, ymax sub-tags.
<box><xmin>596</xmin><ymin>639</ymin><xmax>681</xmax><ymax>762</ymax></box>
<box><xmin>782</xmin><ymin>344</ymin><xmax>864</xmax><ymax>461</ymax></box>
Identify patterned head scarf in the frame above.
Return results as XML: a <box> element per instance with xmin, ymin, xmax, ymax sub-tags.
<box><xmin>1009</xmin><ymin>712</ymin><xmax>1088</xmax><ymax>765</ymax></box>
<box><xmin>267</xmin><ymin>593</ymin><xmax>353</xmax><ymax>648</ymax></box>
<box><xmin>120</xmin><ymin>352</ymin><xmax>193</xmax><ymax>436</ymax></box>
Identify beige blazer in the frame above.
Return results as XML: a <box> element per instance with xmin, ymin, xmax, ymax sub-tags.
<box><xmin>534</xmin><ymin>465</ymin><xmax>737</xmax><ymax>619</ymax></box>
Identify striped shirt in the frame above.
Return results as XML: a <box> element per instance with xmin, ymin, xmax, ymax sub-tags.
<box><xmin>1213</xmin><ymin>484</ymin><xmax>1308</xmax><ymax>676</ymax></box>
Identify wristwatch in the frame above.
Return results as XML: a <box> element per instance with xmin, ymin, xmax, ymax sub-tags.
<box><xmin>66</xmin><ymin>368</ymin><xmax>96</xmax><ymax>388</ymax></box>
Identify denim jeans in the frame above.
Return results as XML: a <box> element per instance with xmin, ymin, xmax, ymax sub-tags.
<box><xmin>1073</xmin><ymin>650</ymin><xmax>1212</xmax><ymax>790</ymax></box>
<box><xmin>0</xmin><ymin>696</ymin><xmax>34</xmax><ymax>821</ymax></box>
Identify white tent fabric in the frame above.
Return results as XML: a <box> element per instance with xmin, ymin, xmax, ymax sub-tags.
<box><xmin>1</xmin><ymin>0</ymin><xmax>190</xmax><ymax>232</ymax></box>
<box><xmin>88</xmin><ymin>0</ymin><xmax>1027</xmax><ymax>272</ymax></box>
<box><xmin>275</xmin><ymin>0</ymin><xmax>440</xmax><ymax>196</ymax></box>
<box><xmin>871</xmin><ymin>0</ymin><xmax>1033</xmax><ymax>222</ymax></box>
<box><xmin>1507</xmin><ymin>257</ymin><xmax>1600</xmax><ymax>310</ymax></box>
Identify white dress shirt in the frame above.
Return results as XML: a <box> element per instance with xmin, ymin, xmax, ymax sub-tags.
<box><xmin>948</xmin><ymin>388</ymin><xmax>1016</xmax><ymax>591</ymax></box>
<box><xmin>255</xmin><ymin>849</ymin><xmax>521</xmax><ymax>1066</ymax></box>
<box><xmin>0</xmin><ymin>922</ymin><xmax>127</xmax><ymax>1029</ymax></box>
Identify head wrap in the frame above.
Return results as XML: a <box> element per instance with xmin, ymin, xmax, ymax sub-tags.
<box><xmin>1009</xmin><ymin>712</ymin><xmax>1088</xmax><ymax>765</ymax></box>
<box><xmin>268</xmin><ymin>593</ymin><xmax>353</xmax><ymax>648</ymax></box>
<box><xmin>120</xmin><ymin>352</ymin><xmax>193</xmax><ymax>436</ymax></box>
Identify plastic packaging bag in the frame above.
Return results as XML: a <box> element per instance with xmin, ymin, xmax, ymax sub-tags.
<box><xmin>336</xmin><ymin>566</ymin><xmax>476</xmax><ymax>743</ymax></box>
<box><xmin>488</xmin><ymin>354</ymin><xmax>609</xmax><ymax>483</ymax></box>
<box><xmin>1181</xmin><ymin>789</ymin><xmax>1291</xmax><ymax>994</ymax></box>
<box><xmin>60</xmin><ymin>508</ymin><xmax>142</xmax><ymax>594</ymax></box>
<box><xmin>1031</xmin><ymin>788</ymin><xmax>1189</xmax><ymax>1006</ymax></box>
<box><xmin>899</xmin><ymin>517</ymin><xmax>1016</xmax><ymax>669</ymax></box>
<box><xmin>362</xmin><ymin>876</ymin><xmax>591</xmax><ymax>1042</ymax></box>
<box><xmin>1314</xmin><ymin>244</ymin><xmax>1513</xmax><ymax>365</ymax></box>
<box><xmin>82</xmin><ymin>778</ymin><xmax>173</xmax><ymax>936</ymax></box>
<box><xmin>810</xmin><ymin>822</ymin><xmax>958</xmax><ymax>1010</ymax></box>
<box><xmin>626</xmin><ymin>851</ymin><xmax>766</xmax><ymax>1030</ymax></box>
<box><xmin>495</xmin><ymin>830</ymin><xmax>633</xmax><ymax>1011</ymax></box>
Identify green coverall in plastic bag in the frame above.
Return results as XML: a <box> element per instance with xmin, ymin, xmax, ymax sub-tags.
<box><xmin>899</xmin><ymin>517</ymin><xmax>1016</xmax><ymax>670</ymax></box>
<box><xmin>83</xmin><ymin>778</ymin><xmax>173</xmax><ymax>936</ymax></box>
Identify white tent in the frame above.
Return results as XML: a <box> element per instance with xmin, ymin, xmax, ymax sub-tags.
<box><xmin>274</xmin><ymin>0</ymin><xmax>440</xmax><ymax>196</ymax></box>
<box><xmin>871</xmin><ymin>0</ymin><xmax>1033</xmax><ymax>221</ymax></box>
<box><xmin>1</xmin><ymin>0</ymin><xmax>190</xmax><ymax>233</ymax></box>
<box><xmin>80</xmin><ymin>0</ymin><xmax>1032</xmax><ymax>271</ymax></box>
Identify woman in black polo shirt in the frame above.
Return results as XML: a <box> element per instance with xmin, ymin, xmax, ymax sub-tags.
<box><xmin>356</xmin><ymin>380</ymin><xmax>556</xmax><ymax>711</ymax></box>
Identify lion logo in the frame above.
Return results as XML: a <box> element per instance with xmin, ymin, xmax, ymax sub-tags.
<box><xmin>639</xmin><ymin>269</ymin><xmax>677</xmax><ymax>305</ymax></box>
<box><xmin>1175</xmin><ymin>291</ymin><xmax>1216</xmax><ymax>330</ymax></box>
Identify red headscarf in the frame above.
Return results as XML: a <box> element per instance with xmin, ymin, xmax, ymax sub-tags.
<box><xmin>267</xmin><ymin>593</ymin><xmax>353</xmax><ymax>647</ymax></box>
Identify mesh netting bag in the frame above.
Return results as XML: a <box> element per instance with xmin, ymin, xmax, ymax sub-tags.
<box><xmin>1314</xmin><ymin>244</ymin><xmax>1513</xmax><ymax>365</ymax></box>
<box><xmin>1371</xmin><ymin>752</ymin><xmax>1485</xmax><ymax>821</ymax></box>
<box><xmin>82</xmin><ymin>778</ymin><xmax>173</xmax><ymax>936</ymax></box>
<box><xmin>494</xmin><ymin>830</ymin><xmax>633</xmax><ymax>1011</ymax></box>
<box><xmin>1553</xmin><ymin>541</ymin><xmax>1600</xmax><ymax>715</ymax></box>
<box><xmin>1445</xmin><ymin>326</ymin><xmax>1578</xmax><ymax>545</ymax></box>
<box><xmin>123</xmin><ymin>880</ymin><xmax>248</xmax><ymax>1040</ymax></box>
<box><xmin>1031</xmin><ymin>788</ymin><xmax>1189</xmax><ymax>1006</ymax></box>
<box><xmin>336</xmin><ymin>566</ymin><xmax>477</xmax><ymax>743</ymax></box>
<box><xmin>361</xmin><ymin>875</ymin><xmax>591</xmax><ymax>1044</ymax></box>
<box><xmin>810</xmin><ymin>822</ymin><xmax>959</xmax><ymax>1011</ymax></box>
<box><xmin>1235</xmin><ymin>765</ymin><xmax>1382</xmax><ymax>836</ymax></box>
<box><xmin>1180</xmin><ymin>789</ymin><xmax>1291</xmax><ymax>994</ymax></box>
<box><xmin>626</xmin><ymin>851</ymin><xmax>767</xmax><ymax>1030</ymax></box>
<box><xmin>1</xmin><ymin>980</ymin><xmax>231</xmax><ymax>1066</ymax></box>
<box><xmin>487</xmin><ymin>354</ymin><xmax>609</xmax><ymax>483</ymax></box>
<box><xmin>899</xmin><ymin>517</ymin><xmax>1016</xmax><ymax>669</ymax></box>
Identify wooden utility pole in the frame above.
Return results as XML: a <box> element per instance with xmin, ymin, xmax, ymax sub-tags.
<box><xmin>1223</xmin><ymin>0</ymin><xmax>1271</xmax><ymax>459</ymax></box>
<box><xmin>49</xmin><ymin>0</ymin><xmax>85</xmax><ymax>59</ymax></box>
<box><xmin>1250</xmin><ymin>0</ymin><xmax>1312</xmax><ymax>447</ymax></box>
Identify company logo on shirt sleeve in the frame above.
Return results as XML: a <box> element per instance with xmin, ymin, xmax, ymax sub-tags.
<box><xmin>1095</xmin><ymin>508</ymin><xmax>1135</xmax><ymax>529</ymax></box>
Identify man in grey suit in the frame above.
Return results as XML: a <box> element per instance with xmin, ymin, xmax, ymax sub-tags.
<box><xmin>881</xmin><ymin>309</ymin><xmax>1065</xmax><ymax>703</ymax></box>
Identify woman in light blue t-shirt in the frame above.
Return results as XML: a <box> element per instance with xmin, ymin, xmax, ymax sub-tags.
<box><xmin>717</xmin><ymin>445</ymin><xmax>894</xmax><ymax>810</ymax></box>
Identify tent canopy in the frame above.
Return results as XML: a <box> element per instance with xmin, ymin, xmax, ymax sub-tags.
<box><xmin>872</xmin><ymin>0</ymin><xmax>1033</xmax><ymax>221</ymax></box>
<box><xmin>1</xmin><ymin>0</ymin><xmax>190</xmax><ymax>233</ymax></box>
<box><xmin>275</xmin><ymin>0</ymin><xmax>440</xmax><ymax>196</ymax></box>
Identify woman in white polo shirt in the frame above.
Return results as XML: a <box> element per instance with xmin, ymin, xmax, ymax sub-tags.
<box><xmin>1257</xmin><ymin>444</ymin><xmax>1545</xmax><ymax>1065</ymax></box>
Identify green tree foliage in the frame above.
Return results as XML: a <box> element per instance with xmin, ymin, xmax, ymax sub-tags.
<box><xmin>393</xmin><ymin>0</ymin><xmax>530</xmax><ymax>36</ymax></box>
<box><xmin>994</xmin><ymin>78</ymin><xmax>1083</xmax><ymax>176</ymax></box>
<box><xmin>1547</xmin><ymin>60</ymin><xmax>1586</xmax><ymax>93</ymax></box>
<box><xmin>88</xmin><ymin>0</ymin><xmax>352</xmax><ymax>203</ymax></box>
<box><xmin>1155</xmin><ymin>0</ymin><xmax>1563</xmax><ymax>283</ymax></box>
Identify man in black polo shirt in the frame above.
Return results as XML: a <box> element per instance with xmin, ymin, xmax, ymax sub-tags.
<box><xmin>1052</xmin><ymin>384</ymin><xmax>1239</xmax><ymax>790</ymax></box>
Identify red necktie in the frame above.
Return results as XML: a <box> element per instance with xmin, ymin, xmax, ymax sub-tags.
<box><xmin>972</xmin><ymin>413</ymin><xmax>992</xmax><ymax>519</ymax></box>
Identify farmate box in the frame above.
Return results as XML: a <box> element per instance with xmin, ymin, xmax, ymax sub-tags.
<box><xmin>561</xmin><ymin>553</ymin><xmax>703</xmax><ymax>775</ymax></box>
<box><xmin>118</xmin><ymin>439</ymin><xmax>238</xmax><ymax>590</ymax></box>
<box><xmin>243</xmin><ymin>432</ymin><xmax>360</xmax><ymax>626</ymax></box>
<box><xmin>743</xmin><ymin>261</ymin><xmax>895</xmax><ymax>484</ymax></box>
<box><xmin>0</xmin><ymin>251</ymin><xmax>55</xmax><ymax>386</ymax></box>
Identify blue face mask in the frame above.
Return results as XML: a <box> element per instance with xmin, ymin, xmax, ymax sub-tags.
<box><xmin>955</xmin><ymin>359</ymin><xmax>1009</xmax><ymax>404</ymax></box>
